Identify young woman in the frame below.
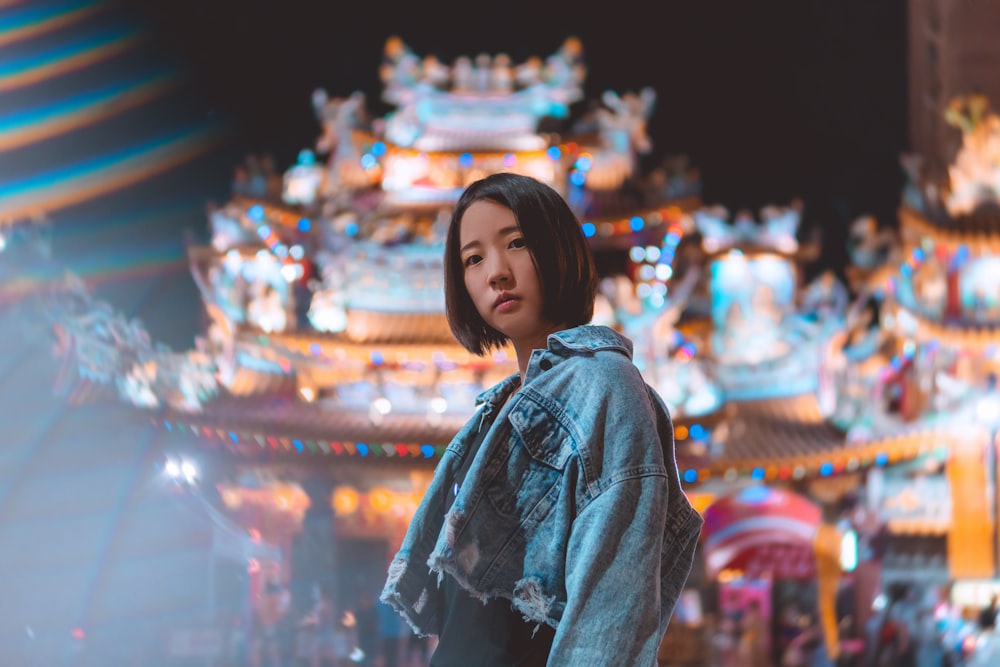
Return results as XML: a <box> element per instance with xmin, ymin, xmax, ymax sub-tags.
<box><xmin>381</xmin><ymin>172</ymin><xmax>703</xmax><ymax>666</ymax></box>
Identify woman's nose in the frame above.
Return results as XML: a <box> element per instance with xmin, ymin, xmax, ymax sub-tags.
<box><xmin>487</xmin><ymin>258</ymin><xmax>512</xmax><ymax>286</ymax></box>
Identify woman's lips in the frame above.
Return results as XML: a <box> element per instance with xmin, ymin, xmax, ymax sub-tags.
<box><xmin>495</xmin><ymin>294</ymin><xmax>519</xmax><ymax>311</ymax></box>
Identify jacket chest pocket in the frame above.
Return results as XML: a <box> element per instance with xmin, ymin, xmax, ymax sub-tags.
<box><xmin>485</xmin><ymin>398</ymin><xmax>574</xmax><ymax>521</ymax></box>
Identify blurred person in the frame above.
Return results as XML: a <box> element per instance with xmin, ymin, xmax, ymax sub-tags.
<box><xmin>297</xmin><ymin>583</ymin><xmax>336</xmax><ymax>667</ymax></box>
<box><xmin>380</xmin><ymin>173</ymin><xmax>703</xmax><ymax>666</ymax></box>
<box><xmin>781</xmin><ymin>615</ymin><xmax>830</xmax><ymax>667</ymax></box>
<box><xmin>354</xmin><ymin>592</ymin><xmax>378</xmax><ymax>666</ymax></box>
<box><xmin>869</xmin><ymin>585</ymin><xmax>916</xmax><ymax>667</ymax></box>
<box><xmin>376</xmin><ymin>598</ymin><xmax>404</xmax><ymax>667</ymax></box>
<box><xmin>978</xmin><ymin>594</ymin><xmax>998</xmax><ymax>632</ymax></box>
<box><xmin>776</xmin><ymin>603</ymin><xmax>803</xmax><ymax>666</ymax></box>
<box><xmin>252</xmin><ymin>568</ymin><xmax>291</xmax><ymax>667</ymax></box>
<box><xmin>738</xmin><ymin>599</ymin><xmax>771</xmax><ymax>667</ymax></box>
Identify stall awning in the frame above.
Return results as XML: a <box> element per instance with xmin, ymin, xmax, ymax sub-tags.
<box><xmin>702</xmin><ymin>486</ymin><xmax>822</xmax><ymax>579</ymax></box>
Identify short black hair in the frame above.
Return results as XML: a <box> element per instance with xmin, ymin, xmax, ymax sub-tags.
<box><xmin>444</xmin><ymin>172</ymin><xmax>598</xmax><ymax>355</ymax></box>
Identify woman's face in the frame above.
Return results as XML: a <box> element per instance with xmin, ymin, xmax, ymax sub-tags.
<box><xmin>458</xmin><ymin>200</ymin><xmax>553</xmax><ymax>352</ymax></box>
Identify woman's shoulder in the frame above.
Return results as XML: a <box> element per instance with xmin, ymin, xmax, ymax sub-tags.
<box><xmin>563</xmin><ymin>347</ymin><xmax>646</xmax><ymax>391</ymax></box>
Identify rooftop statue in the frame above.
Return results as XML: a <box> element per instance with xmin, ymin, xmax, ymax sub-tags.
<box><xmin>944</xmin><ymin>94</ymin><xmax>1000</xmax><ymax>217</ymax></box>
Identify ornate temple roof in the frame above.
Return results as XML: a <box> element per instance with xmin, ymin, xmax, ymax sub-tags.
<box><xmin>891</xmin><ymin>303</ymin><xmax>1000</xmax><ymax>351</ymax></box>
<box><xmin>704</xmin><ymin>395</ymin><xmax>846</xmax><ymax>462</ymax></box>
<box><xmin>158</xmin><ymin>390</ymin><xmax>465</xmax><ymax>459</ymax></box>
<box><xmin>900</xmin><ymin>203</ymin><xmax>1000</xmax><ymax>245</ymax></box>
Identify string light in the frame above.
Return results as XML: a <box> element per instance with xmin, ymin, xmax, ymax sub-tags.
<box><xmin>153</xmin><ymin>417</ymin><xmax>444</xmax><ymax>459</ymax></box>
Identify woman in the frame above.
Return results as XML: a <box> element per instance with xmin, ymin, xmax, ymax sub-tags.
<box><xmin>381</xmin><ymin>172</ymin><xmax>703</xmax><ymax>665</ymax></box>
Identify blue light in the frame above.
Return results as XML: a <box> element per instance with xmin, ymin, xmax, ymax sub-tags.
<box><xmin>164</xmin><ymin>422</ymin><xmax>172</xmax><ymax>432</ymax></box>
<box><xmin>421</xmin><ymin>444</ymin><xmax>436</xmax><ymax>458</ymax></box>
<box><xmin>345</xmin><ymin>221</ymin><xmax>359</xmax><ymax>237</ymax></box>
<box><xmin>630</xmin><ymin>216</ymin><xmax>644</xmax><ymax>231</ymax></box>
<box><xmin>360</xmin><ymin>154</ymin><xmax>377</xmax><ymax>170</ymax></box>
<box><xmin>574</xmin><ymin>156</ymin><xmax>592</xmax><ymax>171</ymax></box>
<box><xmin>820</xmin><ymin>462</ymin><xmax>833</xmax><ymax>476</ymax></box>
<box><xmin>248</xmin><ymin>205</ymin><xmax>264</xmax><ymax>221</ymax></box>
<box><xmin>229</xmin><ymin>431</ymin><xmax>238</xmax><ymax>443</ymax></box>
<box><xmin>309</xmin><ymin>343</ymin><xmax>322</xmax><ymax>356</ymax></box>
<box><xmin>751</xmin><ymin>467</ymin><xmax>765</xmax><ymax>480</ymax></box>
<box><xmin>371</xmin><ymin>141</ymin><xmax>386</xmax><ymax>156</ymax></box>
<box><xmin>665</xmin><ymin>232</ymin><xmax>681</xmax><ymax>245</ymax></box>
<box><xmin>297</xmin><ymin>218</ymin><xmax>311</xmax><ymax>232</ymax></box>
<box><xmin>581</xmin><ymin>222</ymin><xmax>596</xmax><ymax>237</ymax></box>
<box><xmin>912</xmin><ymin>247</ymin><xmax>924</xmax><ymax>262</ymax></box>
<box><xmin>683</xmin><ymin>469</ymin><xmax>698</xmax><ymax>483</ymax></box>
<box><xmin>297</xmin><ymin>149</ymin><xmax>316</xmax><ymax>165</ymax></box>
<box><xmin>689</xmin><ymin>424</ymin><xmax>706</xmax><ymax>440</ymax></box>
<box><xmin>357</xmin><ymin>443</ymin><xmax>369</xmax><ymax>457</ymax></box>
<box><xmin>257</xmin><ymin>224</ymin><xmax>271</xmax><ymax>239</ymax></box>
<box><xmin>546</xmin><ymin>146</ymin><xmax>561</xmax><ymax>160</ymax></box>
<box><xmin>294</xmin><ymin>439</ymin><xmax>303</xmax><ymax>452</ymax></box>
<box><xmin>370</xmin><ymin>351</ymin><xmax>384</xmax><ymax>366</ymax></box>
<box><xmin>570</xmin><ymin>171</ymin><xmax>586</xmax><ymax>187</ymax></box>
<box><xmin>459</xmin><ymin>153</ymin><xmax>474</xmax><ymax>167</ymax></box>
<box><xmin>738</xmin><ymin>485</ymin><xmax>772</xmax><ymax>505</ymax></box>
<box><xmin>875</xmin><ymin>452</ymin><xmax>888</xmax><ymax>467</ymax></box>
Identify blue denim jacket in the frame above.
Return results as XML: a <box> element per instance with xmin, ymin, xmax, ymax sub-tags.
<box><xmin>381</xmin><ymin>325</ymin><xmax>703</xmax><ymax>666</ymax></box>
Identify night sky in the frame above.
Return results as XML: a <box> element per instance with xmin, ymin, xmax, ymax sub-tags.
<box><xmin>121</xmin><ymin>0</ymin><xmax>909</xmax><ymax>277</ymax></box>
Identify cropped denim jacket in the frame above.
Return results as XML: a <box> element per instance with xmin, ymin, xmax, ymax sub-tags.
<box><xmin>381</xmin><ymin>325</ymin><xmax>703</xmax><ymax>666</ymax></box>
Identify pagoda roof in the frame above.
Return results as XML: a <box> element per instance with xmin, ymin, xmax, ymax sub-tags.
<box><xmin>143</xmin><ymin>368</ymin><xmax>969</xmax><ymax>490</ymax></box>
<box><xmin>673</xmin><ymin>393</ymin><xmax>962</xmax><ymax>484</ymax></box>
<box><xmin>702</xmin><ymin>395</ymin><xmax>846</xmax><ymax>463</ymax></box>
<box><xmin>159</xmin><ymin>390</ymin><xmax>465</xmax><ymax>453</ymax></box>
<box><xmin>900</xmin><ymin>203</ymin><xmax>1000</xmax><ymax>247</ymax></box>
<box><xmin>889</xmin><ymin>303</ymin><xmax>1000</xmax><ymax>352</ymax></box>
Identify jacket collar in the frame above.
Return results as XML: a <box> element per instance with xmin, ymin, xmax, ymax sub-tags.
<box><xmin>474</xmin><ymin>325</ymin><xmax>633</xmax><ymax>409</ymax></box>
<box><xmin>547</xmin><ymin>324</ymin><xmax>633</xmax><ymax>358</ymax></box>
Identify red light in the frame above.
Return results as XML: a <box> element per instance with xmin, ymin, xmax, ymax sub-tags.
<box><xmin>71</xmin><ymin>628</ymin><xmax>85</xmax><ymax>640</ymax></box>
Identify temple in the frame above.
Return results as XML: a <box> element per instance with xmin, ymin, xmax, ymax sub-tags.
<box><xmin>22</xmin><ymin>27</ymin><xmax>1000</xmax><ymax>665</ymax></box>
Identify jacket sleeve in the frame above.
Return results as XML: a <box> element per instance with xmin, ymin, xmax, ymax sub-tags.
<box><xmin>547</xmin><ymin>472</ymin><xmax>669</xmax><ymax>666</ymax></box>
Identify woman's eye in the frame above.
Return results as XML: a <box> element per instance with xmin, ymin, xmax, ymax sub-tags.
<box><xmin>509</xmin><ymin>238</ymin><xmax>526</xmax><ymax>249</ymax></box>
<box><xmin>463</xmin><ymin>254</ymin><xmax>482</xmax><ymax>267</ymax></box>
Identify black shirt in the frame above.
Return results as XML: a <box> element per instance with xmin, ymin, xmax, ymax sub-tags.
<box><xmin>430</xmin><ymin>408</ymin><xmax>556</xmax><ymax>667</ymax></box>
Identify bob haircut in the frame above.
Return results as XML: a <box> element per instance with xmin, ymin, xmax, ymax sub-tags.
<box><xmin>444</xmin><ymin>172</ymin><xmax>598</xmax><ymax>355</ymax></box>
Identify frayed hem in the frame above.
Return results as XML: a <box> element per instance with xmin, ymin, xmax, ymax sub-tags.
<box><xmin>512</xmin><ymin>576</ymin><xmax>557</xmax><ymax>625</ymax></box>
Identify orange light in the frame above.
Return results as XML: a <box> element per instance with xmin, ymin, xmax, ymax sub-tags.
<box><xmin>369</xmin><ymin>487</ymin><xmax>394</xmax><ymax>514</ymax></box>
<box><xmin>332</xmin><ymin>486</ymin><xmax>360</xmax><ymax>515</ymax></box>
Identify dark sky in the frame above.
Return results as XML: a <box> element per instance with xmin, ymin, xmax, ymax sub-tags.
<box><xmin>124</xmin><ymin>0</ymin><xmax>909</xmax><ymax>275</ymax></box>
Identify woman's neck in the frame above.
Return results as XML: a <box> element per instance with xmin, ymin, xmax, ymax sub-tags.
<box><xmin>513</xmin><ymin>324</ymin><xmax>564</xmax><ymax>384</ymax></box>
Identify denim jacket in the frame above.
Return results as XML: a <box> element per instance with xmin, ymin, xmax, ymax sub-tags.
<box><xmin>381</xmin><ymin>325</ymin><xmax>703</xmax><ymax>666</ymax></box>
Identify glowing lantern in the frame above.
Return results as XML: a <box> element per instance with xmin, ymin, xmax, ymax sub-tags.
<box><xmin>220</xmin><ymin>487</ymin><xmax>243</xmax><ymax>509</ymax></box>
<box><xmin>369</xmin><ymin>487</ymin><xmax>394</xmax><ymax>514</ymax></box>
<box><xmin>273</xmin><ymin>483</ymin><xmax>295</xmax><ymax>510</ymax></box>
<box><xmin>332</xmin><ymin>486</ymin><xmax>360</xmax><ymax>515</ymax></box>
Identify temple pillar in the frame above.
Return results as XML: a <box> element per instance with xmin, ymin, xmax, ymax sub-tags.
<box><xmin>945</xmin><ymin>264</ymin><xmax>962</xmax><ymax>320</ymax></box>
<box><xmin>290</xmin><ymin>473</ymin><xmax>337</xmax><ymax>612</ymax></box>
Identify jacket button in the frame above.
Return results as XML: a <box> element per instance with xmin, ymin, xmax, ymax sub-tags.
<box><xmin>539</xmin><ymin>358</ymin><xmax>552</xmax><ymax>371</ymax></box>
